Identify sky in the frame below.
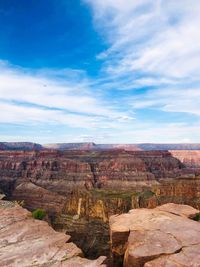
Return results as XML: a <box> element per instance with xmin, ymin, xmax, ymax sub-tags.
<box><xmin>0</xmin><ymin>0</ymin><xmax>200</xmax><ymax>144</ymax></box>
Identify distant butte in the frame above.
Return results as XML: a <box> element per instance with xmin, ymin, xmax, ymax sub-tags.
<box><xmin>2</xmin><ymin>141</ymin><xmax>200</xmax><ymax>151</ymax></box>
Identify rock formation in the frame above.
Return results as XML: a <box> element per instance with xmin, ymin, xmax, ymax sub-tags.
<box><xmin>0</xmin><ymin>200</ymin><xmax>106</xmax><ymax>267</ymax></box>
<box><xmin>170</xmin><ymin>150</ymin><xmax>200</xmax><ymax>167</ymax></box>
<box><xmin>109</xmin><ymin>203</ymin><xmax>200</xmax><ymax>267</ymax></box>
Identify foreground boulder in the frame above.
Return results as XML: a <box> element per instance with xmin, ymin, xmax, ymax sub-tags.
<box><xmin>110</xmin><ymin>203</ymin><xmax>200</xmax><ymax>267</ymax></box>
<box><xmin>0</xmin><ymin>201</ymin><xmax>106</xmax><ymax>267</ymax></box>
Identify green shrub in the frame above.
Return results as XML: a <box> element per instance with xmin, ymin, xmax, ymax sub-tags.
<box><xmin>193</xmin><ymin>213</ymin><xmax>200</xmax><ymax>221</ymax></box>
<box><xmin>32</xmin><ymin>208</ymin><xmax>46</xmax><ymax>220</ymax></box>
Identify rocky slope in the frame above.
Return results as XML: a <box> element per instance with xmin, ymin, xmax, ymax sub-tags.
<box><xmin>110</xmin><ymin>203</ymin><xmax>200</xmax><ymax>267</ymax></box>
<box><xmin>0</xmin><ymin>200</ymin><xmax>106</xmax><ymax>267</ymax></box>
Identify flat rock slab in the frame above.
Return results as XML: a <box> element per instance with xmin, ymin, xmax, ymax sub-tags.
<box><xmin>144</xmin><ymin>244</ymin><xmax>200</xmax><ymax>267</ymax></box>
<box><xmin>0</xmin><ymin>201</ymin><xmax>106</xmax><ymax>267</ymax></box>
<box><xmin>110</xmin><ymin>203</ymin><xmax>200</xmax><ymax>267</ymax></box>
<box><xmin>155</xmin><ymin>203</ymin><xmax>200</xmax><ymax>218</ymax></box>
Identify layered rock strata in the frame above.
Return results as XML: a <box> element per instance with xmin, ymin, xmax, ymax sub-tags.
<box><xmin>0</xmin><ymin>150</ymin><xmax>199</xmax><ymax>195</ymax></box>
<box><xmin>110</xmin><ymin>203</ymin><xmax>200</xmax><ymax>267</ymax></box>
<box><xmin>0</xmin><ymin>150</ymin><xmax>199</xmax><ymax>213</ymax></box>
<box><xmin>0</xmin><ymin>200</ymin><xmax>106</xmax><ymax>267</ymax></box>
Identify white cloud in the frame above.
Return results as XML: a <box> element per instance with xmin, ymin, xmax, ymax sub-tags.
<box><xmin>0</xmin><ymin>102</ymin><xmax>104</xmax><ymax>128</ymax></box>
<box><xmin>85</xmin><ymin>0</ymin><xmax>200</xmax><ymax>143</ymax></box>
<box><xmin>87</xmin><ymin>0</ymin><xmax>200</xmax><ymax>80</ymax></box>
<box><xmin>0</xmin><ymin>62</ymin><xmax>134</xmax><ymax>130</ymax></box>
<box><xmin>0</xmin><ymin>64</ymin><xmax>110</xmax><ymax>117</ymax></box>
<box><xmin>131</xmin><ymin>87</ymin><xmax>200</xmax><ymax>117</ymax></box>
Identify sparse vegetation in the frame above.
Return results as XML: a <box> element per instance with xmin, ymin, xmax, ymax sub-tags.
<box><xmin>90</xmin><ymin>189</ymin><xmax>155</xmax><ymax>200</ymax></box>
<box><xmin>32</xmin><ymin>208</ymin><xmax>46</xmax><ymax>220</ymax></box>
<box><xmin>90</xmin><ymin>189</ymin><xmax>139</xmax><ymax>200</ymax></box>
<box><xmin>193</xmin><ymin>213</ymin><xmax>200</xmax><ymax>221</ymax></box>
<box><xmin>139</xmin><ymin>190</ymin><xmax>155</xmax><ymax>199</ymax></box>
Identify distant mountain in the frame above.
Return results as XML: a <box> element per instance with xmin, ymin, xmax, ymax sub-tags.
<box><xmin>0</xmin><ymin>142</ymin><xmax>43</xmax><ymax>151</ymax></box>
<box><xmin>43</xmin><ymin>142</ymin><xmax>96</xmax><ymax>150</ymax></box>
<box><xmin>43</xmin><ymin>143</ymin><xmax>200</xmax><ymax>151</ymax></box>
<box><xmin>96</xmin><ymin>144</ymin><xmax>141</xmax><ymax>150</ymax></box>
<box><xmin>138</xmin><ymin>143</ymin><xmax>200</xmax><ymax>150</ymax></box>
<box><xmin>1</xmin><ymin>142</ymin><xmax>200</xmax><ymax>151</ymax></box>
<box><xmin>43</xmin><ymin>143</ymin><xmax>141</xmax><ymax>151</ymax></box>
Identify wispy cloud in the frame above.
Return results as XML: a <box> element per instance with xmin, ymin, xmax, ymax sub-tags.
<box><xmin>131</xmin><ymin>87</ymin><xmax>200</xmax><ymax>116</ymax></box>
<box><xmin>87</xmin><ymin>0</ymin><xmax>200</xmax><ymax>81</ymax></box>
<box><xmin>0</xmin><ymin>61</ymin><xmax>134</xmax><ymax>130</ymax></box>
<box><xmin>86</xmin><ymin>0</ymin><xmax>200</xmax><ymax>125</ymax></box>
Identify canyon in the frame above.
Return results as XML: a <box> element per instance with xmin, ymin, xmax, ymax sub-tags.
<box><xmin>0</xmin><ymin>147</ymin><xmax>200</xmax><ymax>266</ymax></box>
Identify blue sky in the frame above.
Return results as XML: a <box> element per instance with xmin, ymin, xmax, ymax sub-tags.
<box><xmin>0</xmin><ymin>0</ymin><xmax>200</xmax><ymax>143</ymax></box>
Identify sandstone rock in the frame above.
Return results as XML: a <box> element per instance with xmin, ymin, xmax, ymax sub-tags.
<box><xmin>109</xmin><ymin>204</ymin><xmax>200</xmax><ymax>267</ymax></box>
<box><xmin>155</xmin><ymin>202</ymin><xmax>200</xmax><ymax>218</ymax></box>
<box><xmin>170</xmin><ymin>150</ymin><xmax>200</xmax><ymax>168</ymax></box>
<box><xmin>144</xmin><ymin>244</ymin><xmax>200</xmax><ymax>267</ymax></box>
<box><xmin>0</xmin><ymin>200</ymin><xmax>106</xmax><ymax>267</ymax></box>
<box><xmin>59</xmin><ymin>256</ymin><xmax>107</xmax><ymax>267</ymax></box>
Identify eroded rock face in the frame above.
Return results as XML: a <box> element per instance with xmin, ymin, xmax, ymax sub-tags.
<box><xmin>0</xmin><ymin>149</ymin><xmax>199</xmax><ymax>215</ymax></box>
<box><xmin>170</xmin><ymin>150</ymin><xmax>200</xmax><ymax>168</ymax></box>
<box><xmin>12</xmin><ymin>181</ymin><xmax>66</xmax><ymax>214</ymax></box>
<box><xmin>0</xmin><ymin>150</ymin><xmax>199</xmax><ymax>198</ymax></box>
<box><xmin>109</xmin><ymin>203</ymin><xmax>200</xmax><ymax>267</ymax></box>
<box><xmin>0</xmin><ymin>200</ymin><xmax>106</xmax><ymax>267</ymax></box>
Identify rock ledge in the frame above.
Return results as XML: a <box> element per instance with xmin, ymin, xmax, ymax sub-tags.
<box><xmin>110</xmin><ymin>203</ymin><xmax>200</xmax><ymax>267</ymax></box>
<box><xmin>0</xmin><ymin>201</ymin><xmax>106</xmax><ymax>267</ymax></box>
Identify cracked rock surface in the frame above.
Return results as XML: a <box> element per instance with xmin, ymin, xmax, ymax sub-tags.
<box><xmin>109</xmin><ymin>203</ymin><xmax>200</xmax><ymax>267</ymax></box>
<box><xmin>0</xmin><ymin>201</ymin><xmax>106</xmax><ymax>267</ymax></box>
